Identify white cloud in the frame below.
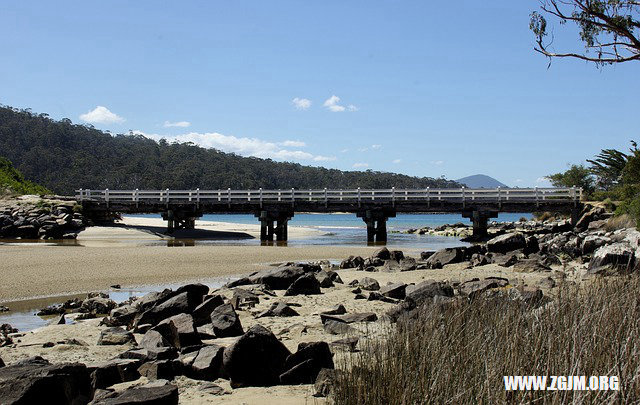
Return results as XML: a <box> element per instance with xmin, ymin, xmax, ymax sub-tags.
<box><xmin>352</xmin><ymin>162</ymin><xmax>369</xmax><ymax>168</ymax></box>
<box><xmin>323</xmin><ymin>95</ymin><xmax>357</xmax><ymax>112</ymax></box>
<box><xmin>536</xmin><ymin>177</ymin><xmax>548</xmax><ymax>183</ymax></box>
<box><xmin>515</xmin><ymin>179</ymin><xmax>523</xmax><ymax>183</ymax></box>
<box><xmin>393</xmin><ymin>159</ymin><xmax>402</xmax><ymax>164</ymax></box>
<box><xmin>281</xmin><ymin>140</ymin><xmax>306</xmax><ymax>147</ymax></box>
<box><xmin>340</xmin><ymin>148</ymin><xmax>349</xmax><ymax>153</ymax></box>
<box><xmin>371</xmin><ymin>144</ymin><xmax>381</xmax><ymax>149</ymax></box>
<box><xmin>292</xmin><ymin>97</ymin><xmax>312</xmax><ymax>110</ymax></box>
<box><xmin>79</xmin><ymin>106</ymin><xmax>124</xmax><ymax>124</ymax></box>
<box><xmin>163</xmin><ymin>120</ymin><xmax>191</xmax><ymax>128</ymax></box>
<box><xmin>430</xmin><ymin>160</ymin><xmax>444</xmax><ymax>165</ymax></box>
<box><xmin>357</xmin><ymin>147</ymin><xmax>369</xmax><ymax>152</ymax></box>
<box><xmin>133</xmin><ymin>130</ymin><xmax>335</xmax><ymax>163</ymax></box>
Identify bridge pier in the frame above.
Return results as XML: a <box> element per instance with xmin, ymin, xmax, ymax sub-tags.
<box><xmin>162</xmin><ymin>209</ymin><xmax>202</xmax><ymax>234</ymax></box>
<box><xmin>256</xmin><ymin>210</ymin><xmax>293</xmax><ymax>243</ymax></box>
<box><xmin>358</xmin><ymin>209</ymin><xmax>395</xmax><ymax>244</ymax></box>
<box><xmin>462</xmin><ymin>210</ymin><xmax>498</xmax><ymax>239</ymax></box>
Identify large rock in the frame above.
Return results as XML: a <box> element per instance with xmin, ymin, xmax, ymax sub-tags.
<box><xmin>109</xmin><ymin>305</ymin><xmax>138</xmax><ymax>327</ymax></box>
<box><xmin>82</xmin><ymin>297</ymin><xmax>117</xmax><ymax>315</ymax></box>
<box><xmin>487</xmin><ymin>233</ymin><xmax>527</xmax><ymax>254</ymax></box>
<box><xmin>210</xmin><ymin>304</ymin><xmax>243</xmax><ymax>338</ymax></box>
<box><xmin>257</xmin><ymin>302</ymin><xmax>299</xmax><ymax>318</ymax></box>
<box><xmin>423</xmin><ymin>248</ymin><xmax>466</xmax><ymax>268</ymax></box>
<box><xmin>222</xmin><ymin>325</ymin><xmax>291</xmax><ymax>387</ymax></box>
<box><xmin>320</xmin><ymin>312</ymin><xmax>377</xmax><ymax>324</ymax></box>
<box><xmin>134</xmin><ymin>292</ymin><xmax>191</xmax><ymax>327</ymax></box>
<box><xmin>405</xmin><ymin>280</ymin><xmax>454</xmax><ymax>307</ymax></box>
<box><xmin>314</xmin><ymin>368</ymin><xmax>338</xmax><ymax>397</ymax></box>
<box><xmin>88</xmin><ymin>359</ymin><xmax>141</xmax><ymax>390</ymax></box>
<box><xmin>284</xmin><ymin>273</ymin><xmax>322</xmax><ymax>296</ymax></box>
<box><xmin>382</xmin><ymin>257</ymin><xmax>417</xmax><ymax>272</ymax></box>
<box><xmin>137</xmin><ymin>360</ymin><xmax>182</xmax><ymax>380</ymax></box>
<box><xmin>371</xmin><ymin>247</ymin><xmax>391</xmax><ymax>260</ymax></box>
<box><xmin>379</xmin><ymin>282</ymin><xmax>407</xmax><ymax>299</ymax></box>
<box><xmin>0</xmin><ymin>361</ymin><xmax>92</xmax><ymax>405</ymax></box>
<box><xmin>89</xmin><ymin>382</ymin><xmax>179</xmax><ymax>404</ymax></box>
<box><xmin>248</xmin><ymin>266</ymin><xmax>306</xmax><ymax>290</ymax></box>
<box><xmin>139</xmin><ymin>330</ymin><xmax>171</xmax><ymax>351</ymax></box>
<box><xmin>339</xmin><ymin>256</ymin><xmax>364</xmax><ymax>269</ymax></box>
<box><xmin>315</xmin><ymin>271</ymin><xmax>335</xmax><ymax>288</ymax></box>
<box><xmin>97</xmin><ymin>327</ymin><xmax>135</xmax><ymax>345</ymax></box>
<box><xmin>190</xmin><ymin>345</ymin><xmax>224</xmax><ymax>380</ymax></box>
<box><xmin>588</xmin><ymin>242</ymin><xmax>635</xmax><ymax>275</ymax></box>
<box><xmin>576</xmin><ymin>206</ymin><xmax>605</xmax><ymax>231</ymax></box>
<box><xmin>192</xmin><ymin>295</ymin><xmax>224</xmax><ymax>327</ymax></box>
<box><xmin>280</xmin><ymin>342</ymin><xmax>334</xmax><ymax>385</ymax></box>
<box><xmin>582</xmin><ymin>235</ymin><xmax>612</xmax><ymax>255</ymax></box>
<box><xmin>153</xmin><ymin>313</ymin><xmax>201</xmax><ymax>349</ymax></box>
<box><xmin>358</xmin><ymin>277</ymin><xmax>380</xmax><ymax>291</ymax></box>
<box><xmin>459</xmin><ymin>278</ymin><xmax>508</xmax><ymax>299</ymax></box>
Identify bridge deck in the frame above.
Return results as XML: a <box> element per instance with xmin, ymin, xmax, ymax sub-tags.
<box><xmin>77</xmin><ymin>187</ymin><xmax>582</xmax><ymax>243</ymax></box>
<box><xmin>77</xmin><ymin>187</ymin><xmax>581</xmax><ymax>213</ymax></box>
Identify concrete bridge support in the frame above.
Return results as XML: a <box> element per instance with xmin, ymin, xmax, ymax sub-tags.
<box><xmin>162</xmin><ymin>209</ymin><xmax>202</xmax><ymax>233</ymax></box>
<box><xmin>256</xmin><ymin>210</ymin><xmax>293</xmax><ymax>242</ymax></box>
<box><xmin>358</xmin><ymin>209</ymin><xmax>396</xmax><ymax>243</ymax></box>
<box><xmin>462</xmin><ymin>210</ymin><xmax>498</xmax><ymax>239</ymax></box>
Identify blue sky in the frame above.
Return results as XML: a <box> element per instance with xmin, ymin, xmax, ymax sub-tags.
<box><xmin>1</xmin><ymin>1</ymin><xmax>638</xmax><ymax>187</ymax></box>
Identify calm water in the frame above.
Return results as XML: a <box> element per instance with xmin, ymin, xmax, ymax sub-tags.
<box><xmin>129</xmin><ymin>212</ymin><xmax>532</xmax><ymax>249</ymax></box>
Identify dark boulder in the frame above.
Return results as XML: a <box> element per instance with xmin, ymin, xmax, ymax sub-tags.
<box><xmin>358</xmin><ymin>277</ymin><xmax>380</xmax><ymax>291</ymax></box>
<box><xmin>321</xmin><ymin>304</ymin><xmax>347</xmax><ymax>316</ymax></box>
<box><xmin>139</xmin><ymin>330</ymin><xmax>171</xmax><ymax>351</ymax></box>
<box><xmin>192</xmin><ymin>295</ymin><xmax>224</xmax><ymax>327</ymax></box>
<box><xmin>315</xmin><ymin>271</ymin><xmax>335</xmax><ymax>288</ymax></box>
<box><xmin>280</xmin><ymin>342</ymin><xmax>334</xmax><ymax>385</ymax></box>
<box><xmin>588</xmin><ymin>243</ymin><xmax>635</xmax><ymax>275</ymax></box>
<box><xmin>257</xmin><ymin>302</ymin><xmax>299</xmax><ymax>318</ymax></box>
<box><xmin>137</xmin><ymin>360</ymin><xmax>182</xmax><ymax>380</ymax></box>
<box><xmin>134</xmin><ymin>292</ymin><xmax>191</xmax><ymax>327</ymax></box>
<box><xmin>405</xmin><ymin>280</ymin><xmax>454</xmax><ymax>307</ymax></box>
<box><xmin>371</xmin><ymin>247</ymin><xmax>391</xmax><ymax>260</ymax></box>
<box><xmin>314</xmin><ymin>368</ymin><xmax>338</xmax><ymax>397</ymax></box>
<box><xmin>109</xmin><ymin>305</ymin><xmax>138</xmax><ymax>327</ymax></box>
<box><xmin>222</xmin><ymin>325</ymin><xmax>291</xmax><ymax>387</ymax></box>
<box><xmin>424</xmin><ymin>248</ymin><xmax>466</xmax><ymax>268</ymax></box>
<box><xmin>210</xmin><ymin>304</ymin><xmax>243</xmax><ymax>338</ymax></box>
<box><xmin>190</xmin><ymin>345</ymin><xmax>224</xmax><ymax>380</ymax></box>
<box><xmin>339</xmin><ymin>256</ymin><xmax>364</xmax><ymax>269</ymax></box>
<box><xmin>89</xmin><ymin>382</ymin><xmax>179</xmax><ymax>404</ymax></box>
<box><xmin>379</xmin><ymin>282</ymin><xmax>407</xmax><ymax>299</ymax></box>
<box><xmin>487</xmin><ymin>233</ymin><xmax>527</xmax><ymax>254</ymax></box>
<box><xmin>230</xmin><ymin>289</ymin><xmax>259</xmax><ymax>309</ymax></box>
<box><xmin>284</xmin><ymin>273</ymin><xmax>322</xmax><ymax>296</ymax></box>
<box><xmin>320</xmin><ymin>312</ymin><xmax>377</xmax><ymax>324</ymax></box>
<box><xmin>97</xmin><ymin>327</ymin><xmax>135</xmax><ymax>345</ymax></box>
<box><xmin>0</xmin><ymin>361</ymin><xmax>92</xmax><ymax>405</ymax></box>
<box><xmin>248</xmin><ymin>266</ymin><xmax>306</xmax><ymax>290</ymax></box>
<box><xmin>81</xmin><ymin>297</ymin><xmax>117</xmax><ymax>315</ymax></box>
<box><xmin>88</xmin><ymin>359</ymin><xmax>141</xmax><ymax>390</ymax></box>
<box><xmin>153</xmin><ymin>313</ymin><xmax>201</xmax><ymax>349</ymax></box>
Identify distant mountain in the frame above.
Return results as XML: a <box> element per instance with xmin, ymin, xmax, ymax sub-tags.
<box><xmin>0</xmin><ymin>105</ymin><xmax>462</xmax><ymax>195</ymax></box>
<box><xmin>456</xmin><ymin>174</ymin><xmax>507</xmax><ymax>189</ymax></box>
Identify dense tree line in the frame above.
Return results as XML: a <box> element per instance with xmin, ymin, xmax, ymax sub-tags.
<box><xmin>0</xmin><ymin>105</ymin><xmax>460</xmax><ymax>195</ymax></box>
<box><xmin>0</xmin><ymin>156</ymin><xmax>50</xmax><ymax>195</ymax></box>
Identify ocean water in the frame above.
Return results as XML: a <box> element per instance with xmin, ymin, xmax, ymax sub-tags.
<box><xmin>129</xmin><ymin>212</ymin><xmax>533</xmax><ymax>249</ymax></box>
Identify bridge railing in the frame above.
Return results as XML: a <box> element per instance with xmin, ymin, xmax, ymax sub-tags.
<box><xmin>75</xmin><ymin>187</ymin><xmax>582</xmax><ymax>205</ymax></box>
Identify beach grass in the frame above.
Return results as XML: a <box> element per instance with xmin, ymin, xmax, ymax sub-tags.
<box><xmin>333</xmin><ymin>277</ymin><xmax>640</xmax><ymax>404</ymax></box>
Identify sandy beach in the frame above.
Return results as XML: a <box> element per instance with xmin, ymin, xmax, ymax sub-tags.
<box><xmin>0</xmin><ymin>216</ymin><xmax>375</xmax><ymax>302</ymax></box>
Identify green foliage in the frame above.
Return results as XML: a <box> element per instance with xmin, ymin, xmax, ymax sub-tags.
<box><xmin>546</xmin><ymin>164</ymin><xmax>595</xmax><ymax>195</ymax></box>
<box><xmin>587</xmin><ymin>146</ymin><xmax>630</xmax><ymax>189</ymax></box>
<box><xmin>0</xmin><ymin>156</ymin><xmax>50</xmax><ymax>195</ymax></box>
<box><xmin>0</xmin><ymin>105</ymin><xmax>461</xmax><ymax>195</ymax></box>
<box><xmin>530</xmin><ymin>1</ymin><xmax>640</xmax><ymax>65</ymax></box>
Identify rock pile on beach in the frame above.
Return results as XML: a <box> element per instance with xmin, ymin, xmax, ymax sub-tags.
<box><xmin>0</xmin><ymin>196</ymin><xmax>85</xmax><ymax>240</ymax></box>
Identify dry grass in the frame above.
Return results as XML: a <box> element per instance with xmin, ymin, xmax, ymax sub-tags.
<box><xmin>334</xmin><ymin>278</ymin><xmax>640</xmax><ymax>404</ymax></box>
<box><xmin>605</xmin><ymin>214</ymin><xmax>637</xmax><ymax>231</ymax></box>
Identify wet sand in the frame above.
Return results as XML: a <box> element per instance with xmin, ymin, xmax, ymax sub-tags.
<box><xmin>0</xmin><ymin>216</ymin><xmax>375</xmax><ymax>302</ymax></box>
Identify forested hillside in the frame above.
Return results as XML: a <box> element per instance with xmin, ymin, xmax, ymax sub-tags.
<box><xmin>0</xmin><ymin>105</ymin><xmax>460</xmax><ymax>195</ymax></box>
<box><xmin>0</xmin><ymin>156</ymin><xmax>50</xmax><ymax>195</ymax></box>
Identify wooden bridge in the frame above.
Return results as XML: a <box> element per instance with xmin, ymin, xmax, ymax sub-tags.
<box><xmin>76</xmin><ymin>187</ymin><xmax>583</xmax><ymax>243</ymax></box>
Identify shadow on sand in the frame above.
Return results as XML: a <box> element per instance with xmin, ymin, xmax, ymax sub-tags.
<box><xmin>113</xmin><ymin>222</ymin><xmax>255</xmax><ymax>241</ymax></box>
